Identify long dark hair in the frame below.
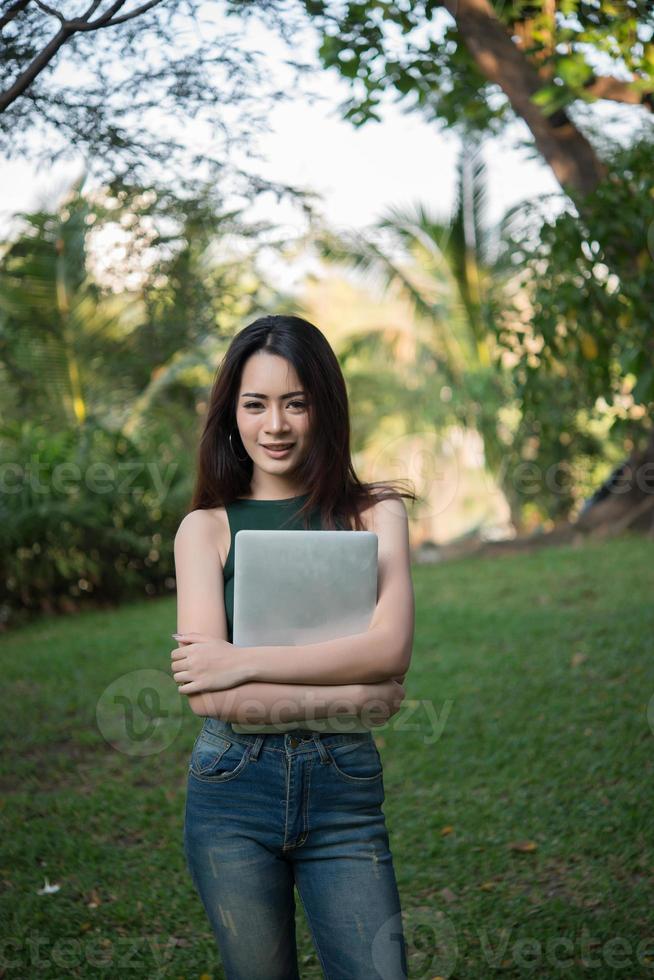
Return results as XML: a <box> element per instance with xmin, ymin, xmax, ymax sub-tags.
<box><xmin>189</xmin><ymin>314</ymin><xmax>418</xmax><ymax>529</ymax></box>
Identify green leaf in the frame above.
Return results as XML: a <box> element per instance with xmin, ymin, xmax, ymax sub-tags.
<box><xmin>557</xmin><ymin>56</ymin><xmax>593</xmax><ymax>88</ymax></box>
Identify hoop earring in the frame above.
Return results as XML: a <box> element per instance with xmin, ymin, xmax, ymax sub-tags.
<box><xmin>229</xmin><ymin>431</ymin><xmax>249</xmax><ymax>462</ymax></box>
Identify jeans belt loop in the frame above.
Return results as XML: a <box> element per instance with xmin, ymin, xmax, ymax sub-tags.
<box><xmin>313</xmin><ymin>735</ymin><xmax>331</xmax><ymax>764</ymax></box>
<box><xmin>249</xmin><ymin>735</ymin><xmax>264</xmax><ymax>761</ymax></box>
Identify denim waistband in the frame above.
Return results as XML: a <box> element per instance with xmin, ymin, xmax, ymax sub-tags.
<box><xmin>201</xmin><ymin>716</ymin><xmax>374</xmax><ymax>751</ymax></box>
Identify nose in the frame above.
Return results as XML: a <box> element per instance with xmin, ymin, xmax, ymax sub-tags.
<box><xmin>264</xmin><ymin>405</ymin><xmax>292</xmax><ymax>434</ymax></box>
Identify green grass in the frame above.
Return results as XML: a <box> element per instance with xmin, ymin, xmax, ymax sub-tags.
<box><xmin>2</xmin><ymin>533</ymin><xmax>653</xmax><ymax>978</ymax></box>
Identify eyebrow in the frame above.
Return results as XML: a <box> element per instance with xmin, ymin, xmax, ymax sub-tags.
<box><xmin>240</xmin><ymin>391</ymin><xmax>305</xmax><ymax>399</ymax></box>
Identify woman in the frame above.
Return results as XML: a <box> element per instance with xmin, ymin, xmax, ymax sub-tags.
<box><xmin>171</xmin><ymin>314</ymin><xmax>416</xmax><ymax>979</ymax></box>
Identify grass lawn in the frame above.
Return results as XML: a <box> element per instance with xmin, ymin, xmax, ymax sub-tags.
<box><xmin>1</xmin><ymin>532</ymin><xmax>653</xmax><ymax>978</ymax></box>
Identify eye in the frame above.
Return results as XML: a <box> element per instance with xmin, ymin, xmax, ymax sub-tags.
<box><xmin>243</xmin><ymin>401</ymin><xmax>307</xmax><ymax>410</ymax></box>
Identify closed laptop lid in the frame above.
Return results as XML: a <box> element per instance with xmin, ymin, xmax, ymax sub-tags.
<box><xmin>232</xmin><ymin>530</ymin><xmax>378</xmax><ymax>647</ymax></box>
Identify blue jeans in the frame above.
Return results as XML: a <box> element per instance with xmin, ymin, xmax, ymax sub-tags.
<box><xmin>183</xmin><ymin>717</ymin><xmax>408</xmax><ymax>979</ymax></box>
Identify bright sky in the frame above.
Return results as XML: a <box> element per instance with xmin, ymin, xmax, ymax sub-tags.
<box><xmin>0</xmin><ymin>5</ymin><xmax>635</xmax><ymax>292</ymax></box>
<box><xmin>0</xmin><ymin>74</ymin><xmax>559</xmax><ymax>233</ymax></box>
<box><xmin>237</xmin><ymin>91</ymin><xmax>562</xmax><ymax>289</ymax></box>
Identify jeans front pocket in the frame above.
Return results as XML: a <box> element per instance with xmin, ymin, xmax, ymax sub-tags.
<box><xmin>325</xmin><ymin>735</ymin><xmax>384</xmax><ymax>783</ymax></box>
<box><xmin>189</xmin><ymin>730</ymin><xmax>252</xmax><ymax>783</ymax></box>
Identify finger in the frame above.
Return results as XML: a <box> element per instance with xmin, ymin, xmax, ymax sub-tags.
<box><xmin>171</xmin><ymin>643</ymin><xmax>196</xmax><ymax>654</ymax></box>
<box><xmin>171</xmin><ymin>645</ymin><xmax>196</xmax><ymax>658</ymax></box>
<box><xmin>178</xmin><ymin>681</ymin><xmax>198</xmax><ymax>695</ymax></box>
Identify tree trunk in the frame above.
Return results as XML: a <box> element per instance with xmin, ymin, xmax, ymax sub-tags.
<box><xmin>574</xmin><ymin>428</ymin><xmax>654</xmax><ymax>536</ymax></box>
<box><xmin>441</xmin><ymin>0</ymin><xmax>606</xmax><ymax>198</ymax></box>
<box><xmin>440</xmin><ymin>0</ymin><xmax>652</xmax><ymax>537</ymax></box>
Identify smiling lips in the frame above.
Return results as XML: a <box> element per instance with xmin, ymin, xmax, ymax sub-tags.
<box><xmin>262</xmin><ymin>443</ymin><xmax>294</xmax><ymax>449</ymax></box>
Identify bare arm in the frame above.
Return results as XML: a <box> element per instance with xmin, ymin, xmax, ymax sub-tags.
<box><xmin>187</xmin><ymin>679</ymin><xmax>401</xmax><ymax>726</ymax></box>
<box><xmin>240</xmin><ymin>497</ymin><xmax>415</xmax><ymax>686</ymax></box>
<box><xmin>239</xmin><ymin>628</ymin><xmax>401</xmax><ymax>687</ymax></box>
<box><xmin>173</xmin><ymin>510</ymin><xmax>404</xmax><ymax>722</ymax></box>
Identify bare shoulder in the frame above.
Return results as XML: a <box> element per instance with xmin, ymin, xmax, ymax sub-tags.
<box><xmin>360</xmin><ymin>493</ymin><xmax>408</xmax><ymax>533</ymax></box>
<box><xmin>175</xmin><ymin>507</ymin><xmax>222</xmax><ymax>538</ymax></box>
<box><xmin>175</xmin><ymin>507</ymin><xmax>229</xmax><ymax>568</ymax></box>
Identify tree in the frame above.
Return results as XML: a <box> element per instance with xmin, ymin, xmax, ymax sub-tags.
<box><xmin>495</xmin><ymin>131</ymin><xmax>654</xmax><ymax>532</ymax></box>
<box><xmin>0</xmin><ymin>174</ymin><xmax>303</xmax><ymax>623</ymax></box>
<box><xmin>0</xmin><ymin>173</ymin><xmax>291</xmax><ymax>429</ymax></box>
<box><xmin>0</xmin><ymin>0</ymin><xmax>310</xmax><ymax>196</ymax></box>
<box><xmin>296</xmin><ymin>0</ymin><xmax>653</xmax><ymax>198</ymax></box>
<box><xmin>292</xmin><ymin>0</ymin><xmax>654</xmax><ymax>530</ymax></box>
<box><xmin>310</xmin><ymin>138</ymin><xmax>585</xmax><ymax>529</ymax></box>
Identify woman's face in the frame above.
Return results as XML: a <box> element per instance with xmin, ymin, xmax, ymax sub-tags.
<box><xmin>235</xmin><ymin>352</ymin><xmax>311</xmax><ymax>479</ymax></box>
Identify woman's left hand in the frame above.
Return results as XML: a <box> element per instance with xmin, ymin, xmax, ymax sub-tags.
<box><xmin>170</xmin><ymin>633</ymin><xmax>251</xmax><ymax>695</ymax></box>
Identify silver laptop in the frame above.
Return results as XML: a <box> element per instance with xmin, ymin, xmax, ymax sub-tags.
<box><xmin>231</xmin><ymin>530</ymin><xmax>378</xmax><ymax>734</ymax></box>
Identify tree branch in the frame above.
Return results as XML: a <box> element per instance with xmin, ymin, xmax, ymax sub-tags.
<box><xmin>95</xmin><ymin>0</ymin><xmax>161</xmax><ymax>27</ymax></box>
<box><xmin>0</xmin><ymin>0</ymin><xmax>30</xmax><ymax>31</ymax></box>
<box><xmin>441</xmin><ymin>0</ymin><xmax>606</xmax><ymax>197</ymax></box>
<box><xmin>583</xmin><ymin>73</ymin><xmax>654</xmax><ymax>112</ymax></box>
<box><xmin>33</xmin><ymin>0</ymin><xmax>66</xmax><ymax>24</ymax></box>
<box><xmin>0</xmin><ymin>0</ymin><xmax>166</xmax><ymax>114</ymax></box>
<box><xmin>82</xmin><ymin>0</ymin><xmax>104</xmax><ymax>18</ymax></box>
<box><xmin>0</xmin><ymin>23</ymin><xmax>71</xmax><ymax>112</ymax></box>
<box><xmin>67</xmin><ymin>0</ymin><xmax>165</xmax><ymax>31</ymax></box>
<box><xmin>82</xmin><ymin>0</ymin><xmax>127</xmax><ymax>27</ymax></box>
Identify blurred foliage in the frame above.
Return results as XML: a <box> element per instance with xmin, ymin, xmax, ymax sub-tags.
<box><xmin>308</xmin><ymin>137</ymin><xmax>629</xmax><ymax>525</ymax></box>
<box><xmin>298</xmin><ymin>0</ymin><xmax>654</xmax><ymax>134</ymax></box>
<box><xmin>0</xmin><ymin>173</ymin><xmax>288</xmax><ymax>427</ymax></box>
<box><xmin>0</xmin><ymin>0</ymin><xmax>312</xmax><ymax>201</ymax></box>
<box><xmin>292</xmin><ymin>0</ymin><xmax>654</xmax><ymax>526</ymax></box>
<box><xmin>2</xmin><ymin>123</ymin><xmax>653</xmax><ymax>621</ymax></box>
<box><xmin>0</xmin><ymin>418</ymin><xmax>184</xmax><ymax>625</ymax></box>
<box><xmin>494</xmin><ymin>130</ymin><xmax>654</xmax><ymax>518</ymax></box>
<box><xmin>0</xmin><ymin>176</ymin><xmax>294</xmax><ymax>626</ymax></box>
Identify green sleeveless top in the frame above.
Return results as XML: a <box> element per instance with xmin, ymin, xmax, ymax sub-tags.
<box><xmin>222</xmin><ymin>493</ymin><xmax>368</xmax><ymax>734</ymax></box>
<box><xmin>223</xmin><ymin>492</ymin><xmax>326</xmax><ymax>643</ymax></box>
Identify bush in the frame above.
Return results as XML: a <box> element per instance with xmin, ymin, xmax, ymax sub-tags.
<box><xmin>0</xmin><ymin>418</ymin><xmax>191</xmax><ymax>628</ymax></box>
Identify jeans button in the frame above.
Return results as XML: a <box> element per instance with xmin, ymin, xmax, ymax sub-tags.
<box><xmin>289</xmin><ymin>736</ymin><xmax>299</xmax><ymax>748</ymax></box>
